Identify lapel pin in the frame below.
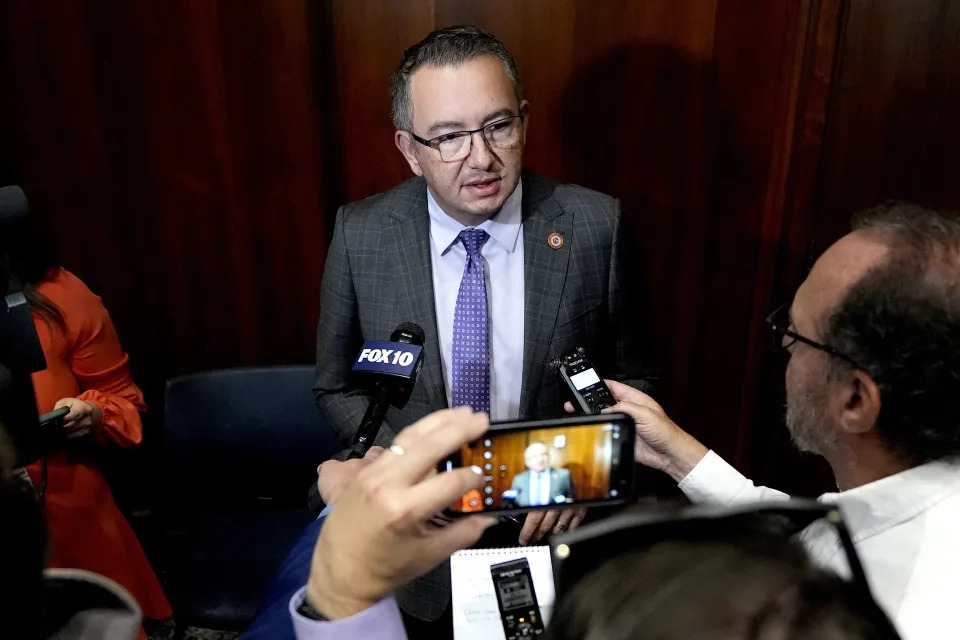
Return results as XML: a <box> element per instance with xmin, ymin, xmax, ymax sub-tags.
<box><xmin>547</xmin><ymin>232</ymin><xmax>565</xmax><ymax>250</ymax></box>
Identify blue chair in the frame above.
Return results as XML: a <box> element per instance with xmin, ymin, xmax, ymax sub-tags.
<box><xmin>157</xmin><ymin>365</ymin><xmax>338</xmax><ymax>635</ymax></box>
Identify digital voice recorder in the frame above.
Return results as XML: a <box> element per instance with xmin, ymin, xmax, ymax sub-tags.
<box><xmin>490</xmin><ymin>558</ymin><xmax>546</xmax><ymax>638</ymax></box>
<box><xmin>554</xmin><ymin>346</ymin><xmax>615</xmax><ymax>414</ymax></box>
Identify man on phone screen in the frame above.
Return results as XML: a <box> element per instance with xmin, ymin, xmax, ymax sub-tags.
<box><xmin>510</xmin><ymin>442</ymin><xmax>575</xmax><ymax>506</ymax></box>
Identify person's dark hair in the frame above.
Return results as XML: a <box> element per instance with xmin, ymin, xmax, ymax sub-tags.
<box><xmin>0</xmin><ymin>217</ymin><xmax>65</xmax><ymax>332</ymax></box>
<box><xmin>820</xmin><ymin>201</ymin><xmax>960</xmax><ymax>463</ymax></box>
<box><xmin>390</xmin><ymin>25</ymin><xmax>522</xmax><ymax>132</ymax></box>
<box><xmin>548</xmin><ymin>539</ymin><xmax>897</xmax><ymax>640</ymax></box>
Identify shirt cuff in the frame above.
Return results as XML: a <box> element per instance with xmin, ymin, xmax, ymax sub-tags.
<box><xmin>289</xmin><ymin>586</ymin><xmax>406</xmax><ymax>640</ymax></box>
<box><xmin>678</xmin><ymin>450</ymin><xmax>749</xmax><ymax>504</ymax></box>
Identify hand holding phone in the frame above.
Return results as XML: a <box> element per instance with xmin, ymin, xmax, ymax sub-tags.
<box><xmin>442</xmin><ymin>413</ymin><xmax>636</xmax><ymax>516</ymax></box>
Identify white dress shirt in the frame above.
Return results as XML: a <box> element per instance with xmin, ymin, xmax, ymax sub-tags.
<box><xmin>531</xmin><ymin>470</ymin><xmax>550</xmax><ymax>506</ymax></box>
<box><xmin>680</xmin><ymin>450</ymin><xmax>960</xmax><ymax>640</ymax></box>
<box><xmin>427</xmin><ymin>182</ymin><xmax>525</xmax><ymax>421</ymax></box>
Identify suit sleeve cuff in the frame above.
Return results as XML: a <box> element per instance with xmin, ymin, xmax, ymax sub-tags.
<box><xmin>290</xmin><ymin>586</ymin><xmax>406</xmax><ymax>640</ymax></box>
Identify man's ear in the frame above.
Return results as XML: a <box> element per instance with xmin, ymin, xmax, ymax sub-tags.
<box><xmin>519</xmin><ymin>99</ymin><xmax>530</xmax><ymax>143</ymax></box>
<box><xmin>394</xmin><ymin>130</ymin><xmax>423</xmax><ymax>176</ymax></box>
<box><xmin>838</xmin><ymin>370</ymin><xmax>882</xmax><ymax>435</ymax></box>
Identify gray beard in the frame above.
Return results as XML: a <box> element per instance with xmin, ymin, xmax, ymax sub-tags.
<box><xmin>785</xmin><ymin>383</ymin><xmax>837</xmax><ymax>455</ymax></box>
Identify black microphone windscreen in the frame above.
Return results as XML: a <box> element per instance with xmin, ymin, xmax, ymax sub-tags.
<box><xmin>0</xmin><ymin>186</ymin><xmax>27</xmax><ymax>224</ymax></box>
<box><xmin>391</xmin><ymin>322</ymin><xmax>425</xmax><ymax>346</ymax></box>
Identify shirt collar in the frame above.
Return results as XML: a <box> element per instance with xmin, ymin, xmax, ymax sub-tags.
<box><xmin>819</xmin><ymin>457</ymin><xmax>960</xmax><ymax>542</ymax></box>
<box><xmin>427</xmin><ymin>179</ymin><xmax>523</xmax><ymax>256</ymax></box>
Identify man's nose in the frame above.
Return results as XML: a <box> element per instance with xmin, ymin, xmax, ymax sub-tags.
<box><xmin>465</xmin><ymin>130</ymin><xmax>494</xmax><ymax>169</ymax></box>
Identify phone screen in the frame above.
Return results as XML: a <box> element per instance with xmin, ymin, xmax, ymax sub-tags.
<box><xmin>443</xmin><ymin>415</ymin><xmax>634</xmax><ymax>514</ymax></box>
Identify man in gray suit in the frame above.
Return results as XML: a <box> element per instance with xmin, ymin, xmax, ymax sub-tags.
<box><xmin>312</xmin><ymin>25</ymin><xmax>656</xmax><ymax>632</ymax></box>
<box><xmin>509</xmin><ymin>442</ymin><xmax>575</xmax><ymax>507</ymax></box>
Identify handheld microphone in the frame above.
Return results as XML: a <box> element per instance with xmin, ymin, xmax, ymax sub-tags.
<box><xmin>347</xmin><ymin>322</ymin><xmax>425</xmax><ymax>458</ymax></box>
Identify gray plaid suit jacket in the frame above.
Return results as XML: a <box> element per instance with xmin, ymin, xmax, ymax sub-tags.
<box><xmin>313</xmin><ymin>170</ymin><xmax>656</xmax><ymax>620</ymax></box>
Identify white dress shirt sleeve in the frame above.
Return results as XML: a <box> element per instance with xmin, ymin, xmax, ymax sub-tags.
<box><xmin>290</xmin><ymin>587</ymin><xmax>408</xmax><ymax>640</ymax></box>
<box><xmin>678</xmin><ymin>450</ymin><xmax>790</xmax><ymax>504</ymax></box>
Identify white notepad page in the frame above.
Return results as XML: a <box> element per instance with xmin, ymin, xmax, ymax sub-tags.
<box><xmin>450</xmin><ymin>546</ymin><xmax>555</xmax><ymax>640</ymax></box>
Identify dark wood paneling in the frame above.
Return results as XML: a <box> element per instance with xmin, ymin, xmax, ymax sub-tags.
<box><xmin>812</xmin><ymin>0</ymin><xmax>960</xmax><ymax>245</ymax></box>
<box><xmin>328</xmin><ymin>0</ymin><xmax>434</xmax><ymax>201</ymax></box>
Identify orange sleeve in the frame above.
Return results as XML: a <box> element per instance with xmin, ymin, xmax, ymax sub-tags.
<box><xmin>63</xmin><ymin>277</ymin><xmax>146</xmax><ymax>448</ymax></box>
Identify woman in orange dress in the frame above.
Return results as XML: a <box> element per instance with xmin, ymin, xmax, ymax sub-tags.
<box><xmin>3</xmin><ymin>217</ymin><xmax>171</xmax><ymax>632</ymax></box>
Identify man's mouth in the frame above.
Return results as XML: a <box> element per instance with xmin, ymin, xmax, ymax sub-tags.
<box><xmin>464</xmin><ymin>177</ymin><xmax>502</xmax><ymax>197</ymax></box>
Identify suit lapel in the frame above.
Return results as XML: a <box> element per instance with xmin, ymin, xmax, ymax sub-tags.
<box><xmin>388</xmin><ymin>180</ymin><xmax>446</xmax><ymax>412</ymax></box>
<box><xmin>520</xmin><ymin>175</ymin><xmax>571</xmax><ymax>417</ymax></box>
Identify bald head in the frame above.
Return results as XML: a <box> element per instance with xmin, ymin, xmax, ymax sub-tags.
<box><xmin>792</xmin><ymin>231</ymin><xmax>890</xmax><ymax>341</ymax></box>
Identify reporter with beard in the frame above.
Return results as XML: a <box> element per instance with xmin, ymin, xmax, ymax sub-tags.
<box><xmin>599</xmin><ymin>202</ymin><xmax>960</xmax><ymax>640</ymax></box>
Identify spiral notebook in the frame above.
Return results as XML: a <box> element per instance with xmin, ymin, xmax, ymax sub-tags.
<box><xmin>450</xmin><ymin>546</ymin><xmax>555</xmax><ymax>640</ymax></box>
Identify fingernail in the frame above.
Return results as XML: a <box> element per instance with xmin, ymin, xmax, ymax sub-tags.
<box><xmin>519</xmin><ymin>538</ymin><xmax>528</xmax><ymax>546</ymax></box>
<box><xmin>470</xmin><ymin>465</ymin><xmax>483</xmax><ymax>475</ymax></box>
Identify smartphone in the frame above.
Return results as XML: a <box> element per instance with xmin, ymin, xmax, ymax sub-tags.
<box><xmin>442</xmin><ymin>413</ymin><xmax>635</xmax><ymax>515</ymax></box>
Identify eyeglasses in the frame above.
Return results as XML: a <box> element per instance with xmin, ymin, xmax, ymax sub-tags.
<box><xmin>765</xmin><ymin>304</ymin><xmax>860</xmax><ymax>368</ymax></box>
<box><xmin>549</xmin><ymin>501</ymin><xmax>900</xmax><ymax>638</ymax></box>
<box><xmin>409</xmin><ymin>115</ymin><xmax>525</xmax><ymax>162</ymax></box>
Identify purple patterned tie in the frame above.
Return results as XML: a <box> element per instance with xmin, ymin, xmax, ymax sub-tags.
<box><xmin>452</xmin><ymin>228</ymin><xmax>490</xmax><ymax>414</ymax></box>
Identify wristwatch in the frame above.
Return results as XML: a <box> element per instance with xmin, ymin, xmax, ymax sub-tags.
<box><xmin>297</xmin><ymin>597</ymin><xmax>328</xmax><ymax>621</ymax></box>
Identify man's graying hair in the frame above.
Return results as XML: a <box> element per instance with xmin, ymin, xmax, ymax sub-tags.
<box><xmin>821</xmin><ymin>201</ymin><xmax>960</xmax><ymax>463</ymax></box>
<box><xmin>390</xmin><ymin>25</ymin><xmax>522</xmax><ymax>132</ymax></box>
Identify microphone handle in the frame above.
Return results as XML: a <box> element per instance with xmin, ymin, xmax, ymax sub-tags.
<box><xmin>348</xmin><ymin>384</ymin><xmax>392</xmax><ymax>459</ymax></box>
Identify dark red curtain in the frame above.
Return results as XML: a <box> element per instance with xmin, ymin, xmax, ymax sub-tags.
<box><xmin>0</xmin><ymin>1</ymin><xmax>330</xmax><ymax>422</ymax></box>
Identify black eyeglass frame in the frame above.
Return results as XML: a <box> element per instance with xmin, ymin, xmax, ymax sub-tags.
<box><xmin>408</xmin><ymin>114</ymin><xmax>525</xmax><ymax>161</ymax></box>
<box><xmin>548</xmin><ymin>500</ymin><xmax>899</xmax><ymax>639</ymax></box>
<box><xmin>765</xmin><ymin>304</ymin><xmax>861</xmax><ymax>369</ymax></box>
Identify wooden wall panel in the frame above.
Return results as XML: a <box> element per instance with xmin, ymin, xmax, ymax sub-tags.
<box><xmin>812</xmin><ymin>0</ymin><xmax>960</xmax><ymax>245</ymax></box>
<box><xmin>328</xmin><ymin>0</ymin><xmax>434</xmax><ymax>202</ymax></box>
